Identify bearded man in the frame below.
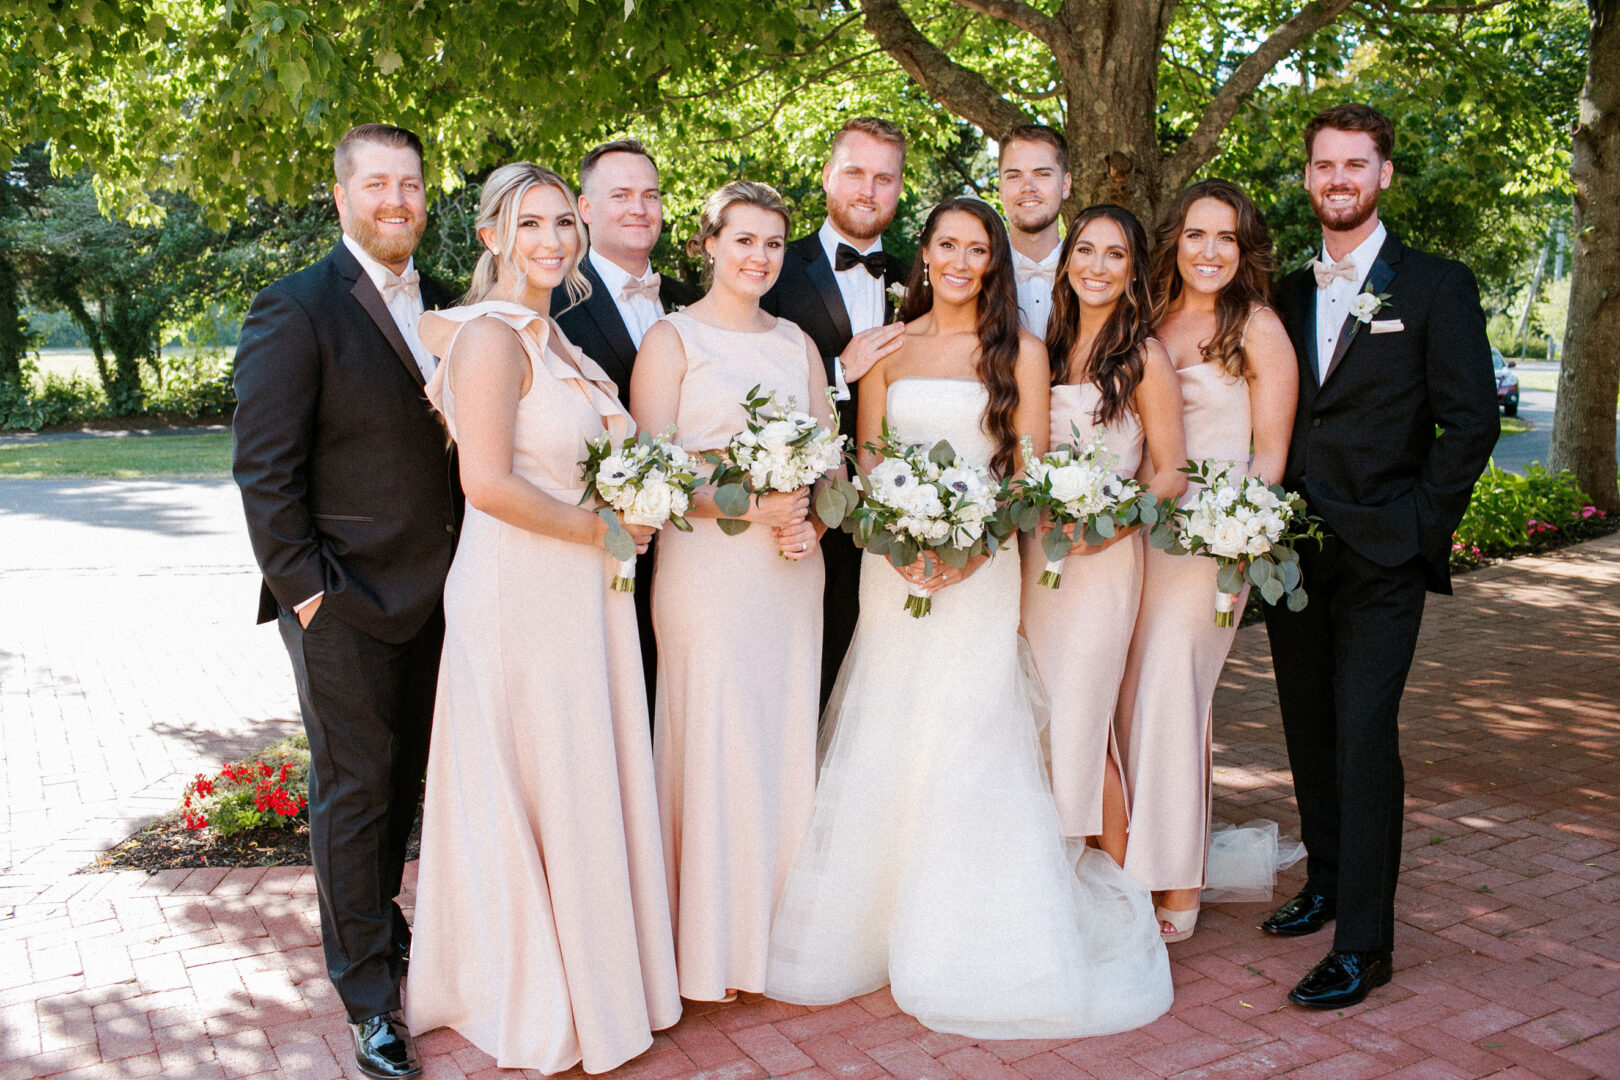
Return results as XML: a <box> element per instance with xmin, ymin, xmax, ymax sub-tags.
<box><xmin>763</xmin><ymin>117</ymin><xmax>911</xmax><ymax>709</ymax></box>
<box><xmin>997</xmin><ymin>124</ymin><xmax>1073</xmax><ymax>338</ymax></box>
<box><xmin>233</xmin><ymin>124</ymin><xmax>459</xmax><ymax>1079</ymax></box>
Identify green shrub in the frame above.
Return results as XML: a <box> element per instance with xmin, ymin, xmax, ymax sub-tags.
<box><xmin>0</xmin><ymin>359</ymin><xmax>105</xmax><ymax>431</ymax></box>
<box><xmin>1454</xmin><ymin>462</ymin><xmax>1594</xmax><ymax>557</ymax></box>
<box><xmin>144</xmin><ymin>350</ymin><xmax>235</xmax><ymax>418</ymax></box>
<box><xmin>180</xmin><ymin>734</ymin><xmax>310</xmax><ymax>838</ymax></box>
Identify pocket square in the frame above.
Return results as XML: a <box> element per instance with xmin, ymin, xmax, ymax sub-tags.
<box><xmin>1369</xmin><ymin>319</ymin><xmax>1405</xmax><ymax>334</ymax></box>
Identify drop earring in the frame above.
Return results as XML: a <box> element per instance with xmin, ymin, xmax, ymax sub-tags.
<box><xmin>923</xmin><ymin>263</ymin><xmax>930</xmax><ymax>287</ymax></box>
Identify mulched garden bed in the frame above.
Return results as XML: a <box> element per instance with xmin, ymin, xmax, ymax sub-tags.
<box><xmin>82</xmin><ymin>809</ymin><xmax>421</xmax><ymax>874</ymax></box>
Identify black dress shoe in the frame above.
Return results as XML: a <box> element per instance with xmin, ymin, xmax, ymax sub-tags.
<box><xmin>1262</xmin><ymin>891</ymin><xmax>1336</xmax><ymax>937</ymax></box>
<box><xmin>1287</xmin><ymin>950</ymin><xmax>1392</xmax><ymax>1009</ymax></box>
<box><xmin>350</xmin><ymin>1011</ymin><xmax>422</xmax><ymax>1079</ymax></box>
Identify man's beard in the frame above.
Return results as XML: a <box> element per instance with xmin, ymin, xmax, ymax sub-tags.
<box><xmin>350</xmin><ymin>207</ymin><xmax>426</xmax><ymax>265</ymax></box>
<box><xmin>827</xmin><ymin>197</ymin><xmax>894</xmax><ymax>243</ymax></box>
<box><xmin>1008</xmin><ymin>203</ymin><xmax>1060</xmax><ymax>236</ymax></box>
<box><xmin>1312</xmin><ymin>187</ymin><xmax>1378</xmax><ymax>233</ymax></box>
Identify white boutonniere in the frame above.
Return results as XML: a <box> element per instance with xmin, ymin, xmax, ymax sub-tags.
<box><xmin>1345</xmin><ymin>285</ymin><xmax>1391</xmax><ymax>345</ymax></box>
<box><xmin>886</xmin><ymin>281</ymin><xmax>907</xmax><ymax>324</ymax></box>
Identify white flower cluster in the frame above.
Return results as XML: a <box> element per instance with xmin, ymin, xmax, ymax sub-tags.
<box><xmin>862</xmin><ymin>450</ymin><xmax>998</xmax><ymax>550</ymax></box>
<box><xmin>1023</xmin><ymin>429</ymin><xmax>1137</xmax><ymax>521</ymax></box>
<box><xmin>1181</xmin><ymin>468</ymin><xmax>1293</xmax><ymax>560</ymax></box>
<box><xmin>729</xmin><ymin>406</ymin><xmax>846</xmax><ymax>494</ymax></box>
<box><xmin>593</xmin><ymin>440</ymin><xmax>695</xmax><ymax>527</ymax></box>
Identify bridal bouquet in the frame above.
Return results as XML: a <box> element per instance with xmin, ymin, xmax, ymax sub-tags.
<box><xmin>845</xmin><ymin>421</ymin><xmax>1014</xmax><ymax>617</ymax></box>
<box><xmin>704</xmin><ymin>385</ymin><xmax>857</xmax><ymax>537</ymax></box>
<box><xmin>1009</xmin><ymin>425</ymin><xmax>1173</xmax><ymax>589</ymax></box>
<box><xmin>579</xmin><ymin>428</ymin><xmax>701</xmax><ymax>592</ymax></box>
<box><xmin>1169</xmin><ymin>460</ymin><xmax>1321</xmax><ymax>626</ymax></box>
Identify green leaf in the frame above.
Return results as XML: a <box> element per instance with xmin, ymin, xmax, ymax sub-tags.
<box><xmin>936</xmin><ymin>545</ymin><xmax>968</xmax><ymax>569</ymax></box>
<box><xmin>892</xmin><ymin>537</ymin><xmax>918</xmax><ymax>567</ymax></box>
<box><xmin>598</xmin><ymin>509</ymin><xmax>636</xmax><ymax>561</ymax></box>
<box><xmin>927</xmin><ymin>440</ymin><xmax>956</xmax><ymax>467</ymax></box>
<box><xmin>1260</xmin><ymin>577</ymin><xmax>1285</xmax><ymax>605</ymax></box>
<box><xmin>1041</xmin><ymin>525</ymin><xmax>1070</xmax><ymax>563</ymax></box>
<box><xmin>815</xmin><ymin>485</ymin><xmax>848</xmax><ymax>528</ymax></box>
<box><xmin>1137</xmin><ymin>500</ymin><xmax>1159</xmax><ymax>526</ymax></box>
<box><xmin>865</xmin><ymin>528</ymin><xmax>893</xmax><ymax>555</ymax></box>
<box><xmin>1015</xmin><ymin>503</ymin><xmax>1040</xmax><ymax>533</ymax></box>
<box><xmin>716</xmin><ymin>517</ymin><xmax>751</xmax><ymax>535</ymax></box>
<box><xmin>1280</xmin><ymin>559</ymin><xmax>1302</xmax><ymax>591</ymax></box>
<box><xmin>713</xmin><ymin>482</ymin><xmax>750</xmax><ymax>518</ymax></box>
<box><xmin>374</xmin><ymin>46</ymin><xmax>404</xmax><ymax>74</ymax></box>
<box><xmin>1286</xmin><ymin>587</ymin><xmax>1309</xmax><ymax>613</ymax></box>
<box><xmin>1247</xmin><ymin>559</ymin><xmax>1273</xmax><ymax>586</ymax></box>
<box><xmin>1217</xmin><ymin>561</ymin><xmax>1246</xmax><ymax>594</ymax></box>
<box><xmin>1095</xmin><ymin>515</ymin><xmax>1116</xmax><ymax>539</ymax></box>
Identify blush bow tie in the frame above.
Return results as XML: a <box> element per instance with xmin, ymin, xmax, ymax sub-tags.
<box><xmin>619</xmin><ymin>272</ymin><xmax>662</xmax><ymax>303</ymax></box>
<box><xmin>834</xmin><ymin>243</ymin><xmax>887</xmax><ymax>278</ymax></box>
<box><xmin>1312</xmin><ymin>257</ymin><xmax>1359</xmax><ymax>289</ymax></box>
<box><xmin>380</xmin><ymin>268</ymin><xmax>421</xmax><ymax>305</ymax></box>
<box><xmin>1014</xmin><ymin>263</ymin><xmax>1056</xmax><ymax>288</ymax></box>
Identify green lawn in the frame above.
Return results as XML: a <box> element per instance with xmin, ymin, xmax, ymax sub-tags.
<box><xmin>1499</xmin><ymin>416</ymin><xmax>1532</xmax><ymax>436</ymax></box>
<box><xmin>0</xmin><ymin>433</ymin><xmax>232</xmax><ymax>478</ymax></box>
<box><xmin>1516</xmin><ymin>370</ymin><xmax>1558</xmax><ymax>393</ymax></box>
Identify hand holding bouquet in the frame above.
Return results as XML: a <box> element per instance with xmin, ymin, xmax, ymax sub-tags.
<box><xmin>704</xmin><ymin>386</ymin><xmax>858</xmax><ymax>554</ymax></box>
<box><xmin>1010</xmin><ymin>425</ymin><xmax>1174</xmax><ymax>588</ymax></box>
<box><xmin>844</xmin><ymin>421</ymin><xmax>1014</xmax><ymax>617</ymax></box>
<box><xmin>579</xmin><ymin>428</ymin><xmax>701</xmax><ymax>592</ymax></box>
<box><xmin>1169</xmin><ymin>460</ymin><xmax>1321</xmax><ymax>626</ymax></box>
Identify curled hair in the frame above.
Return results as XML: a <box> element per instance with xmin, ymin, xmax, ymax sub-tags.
<box><xmin>686</xmin><ymin>180</ymin><xmax>791</xmax><ymax>286</ymax></box>
<box><xmin>1304</xmin><ymin>103</ymin><xmax>1394</xmax><ymax>163</ymax></box>
<box><xmin>1044</xmin><ymin>205</ymin><xmax>1152</xmax><ymax>427</ymax></box>
<box><xmin>462</xmin><ymin>163</ymin><xmax>590</xmax><ymax>308</ymax></box>
<box><xmin>333</xmin><ymin>124</ymin><xmax>423</xmax><ymax>186</ymax></box>
<box><xmin>1148</xmin><ymin>179</ymin><xmax>1274</xmax><ymax>380</ymax></box>
<box><xmin>898</xmin><ymin>197</ymin><xmax>1023</xmax><ymax>478</ymax></box>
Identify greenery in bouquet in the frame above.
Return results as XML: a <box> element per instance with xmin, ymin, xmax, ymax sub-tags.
<box><xmin>703</xmin><ymin>385</ymin><xmax>857</xmax><ymax>538</ymax></box>
<box><xmin>179</xmin><ymin>735</ymin><xmax>310</xmax><ymax>839</ymax></box>
<box><xmin>1169</xmin><ymin>459</ymin><xmax>1322</xmax><ymax>627</ymax></box>
<box><xmin>1008</xmin><ymin>424</ymin><xmax>1176</xmax><ymax>588</ymax></box>
<box><xmin>579</xmin><ymin>426</ymin><xmax>701</xmax><ymax>591</ymax></box>
<box><xmin>844</xmin><ymin>420</ymin><xmax>1016</xmax><ymax>617</ymax></box>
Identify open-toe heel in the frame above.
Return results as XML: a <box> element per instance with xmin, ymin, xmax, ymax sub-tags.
<box><xmin>1156</xmin><ymin>905</ymin><xmax>1199</xmax><ymax>943</ymax></box>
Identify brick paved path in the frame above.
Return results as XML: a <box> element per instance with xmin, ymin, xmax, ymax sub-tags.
<box><xmin>2</xmin><ymin>480</ymin><xmax>1615</xmax><ymax>1079</ymax></box>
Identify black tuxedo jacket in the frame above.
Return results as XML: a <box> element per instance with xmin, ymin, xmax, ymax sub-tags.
<box><xmin>550</xmin><ymin>258</ymin><xmax>701</xmax><ymax>407</ymax></box>
<box><xmin>1276</xmin><ymin>232</ymin><xmax>1498</xmax><ymax>594</ymax></box>
<box><xmin>232</xmin><ymin>242</ymin><xmax>461</xmax><ymax>643</ymax></box>
<box><xmin>762</xmin><ymin>233</ymin><xmax>909</xmax><ymax>435</ymax></box>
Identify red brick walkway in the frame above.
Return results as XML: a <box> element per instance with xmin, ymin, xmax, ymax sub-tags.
<box><xmin>2</xmin><ymin>533</ymin><xmax>1616</xmax><ymax>1079</ymax></box>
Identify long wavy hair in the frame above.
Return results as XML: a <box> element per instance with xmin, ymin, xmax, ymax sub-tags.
<box><xmin>1044</xmin><ymin>204</ymin><xmax>1152</xmax><ymax>426</ymax></box>
<box><xmin>463</xmin><ymin>163</ymin><xmax>591</xmax><ymax>308</ymax></box>
<box><xmin>898</xmin><ymin>197</ymin><xmax>1023</xmax><ymax>477</ymax></box>
<box><xmin>1148</xmin><ymin>179</ymin><xmax>1274</xmax><ymax>379</ymax></box>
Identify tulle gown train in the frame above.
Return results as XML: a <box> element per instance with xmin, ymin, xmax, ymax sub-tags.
<box><xmin>765</xmin><ymin>378</ymin><xmax>1172</xmax><ymax>1039</ymax></box>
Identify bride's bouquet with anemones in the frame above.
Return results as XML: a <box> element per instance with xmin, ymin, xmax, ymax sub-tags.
<box><xmin>703</xmin><ymin>385</ymin><xmax>857</xmax><ymax>537</ymax></box>
<box><xmin>1169</xmin><ymin>460</ymin><xmax>1321</xmax><ymax>626</ymax></box>
<box><xmin>1009</xmin><ymin>426</ymin><xmax>1174</xmax><ymax>589</ymax></box>
<box><xmin>844</xmin><ymin>421</ymin><xmax>1014</xmax><ymax>617</ymax></box>
<box><xmin>579</xmin><ymin>428</ymin><xmax>701</xmax><ymax>592</ymax></box>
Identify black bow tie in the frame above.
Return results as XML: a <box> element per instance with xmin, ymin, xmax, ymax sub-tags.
<box><xmin>834</xmin><ymin>243</ymin><xmax>887</xmax><ymax>279</ymax></box>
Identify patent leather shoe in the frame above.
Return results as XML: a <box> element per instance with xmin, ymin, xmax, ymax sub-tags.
<box><xmin>350</xmin><ymin>1011</ymin><xmax>421</xmax><ymax>1079</ymax></box>
<box><xmin>1288</xmin><ymin>950</ymin><xmax>1392</xmax><ymax>1009</ymax></box>
<box><xmin>1262</xmin><ymin>890</ymin><xmax>1336</xmax><ymax>937</ymax></box>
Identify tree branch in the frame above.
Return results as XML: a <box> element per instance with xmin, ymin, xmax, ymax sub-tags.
<box><xmin>859</xmin><ymin>0</ymin><xmax>1031</xmax><ymax>139</ymax></box>
<box><xmin>1163</xmin><ymin>0</ymin><xmax>1358</xmax><ymax>198</ymax></box>
<box><xmin>948</xmin><ymin>0</ymin><xmax>1056</xmax><ymax>46</ymax></box>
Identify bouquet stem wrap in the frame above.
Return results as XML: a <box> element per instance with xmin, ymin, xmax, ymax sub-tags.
<box><xmin>1214</xmin><ymin>587</ymin><xmax>1237</xmax><ymax>628</ymax></box>
<box><xmin>1039</xmin><ymin>558</ymin><xmax>1065</xmax><ymax>590</ymax></box>
<box><xmin>904</xmin><ymin>582</ymin><xmax>933</xmax><ymax>618</ymax></box>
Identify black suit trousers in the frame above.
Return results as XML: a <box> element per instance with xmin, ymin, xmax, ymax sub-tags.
<box><xmin>277</xmin><ymin>605</ymin><xmax>442</xmax><ymax>1021</ymax></box>
<box><xmin>1262</xmin><ymin>535</ymin><xmax>1425</xmax><ymax>953</ymax></box>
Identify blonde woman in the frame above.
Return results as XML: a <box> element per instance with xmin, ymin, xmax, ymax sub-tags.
<box><xmin>630</xmin><ymin>180</ymin><xmax>836</xmax><ymax>1003</ymax></box>
<box><xmin>405</xmin><ymin>163</ymin><xmax>680</xmax><ymax>1073</ymax></box>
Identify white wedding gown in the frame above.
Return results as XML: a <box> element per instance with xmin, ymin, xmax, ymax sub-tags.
<box><xmin>765</xmin><ymin>378</ymin><xmax>1174</xmax><ymax>1038</ymax></box>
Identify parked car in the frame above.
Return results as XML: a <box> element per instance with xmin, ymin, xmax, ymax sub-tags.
<box><xmin>1493</xmin><ymin>348</ymin><xmax>1519</xmax><ymax>417</ymax></box>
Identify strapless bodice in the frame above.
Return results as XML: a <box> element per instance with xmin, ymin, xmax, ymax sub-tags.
<box><xmin>885</xmin><ymin>378</ymin><xmax>994</xmax><ymax>470</ymax></box>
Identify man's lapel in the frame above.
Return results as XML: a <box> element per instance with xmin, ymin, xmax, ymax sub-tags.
<box><xmin>579</xmin><ymin>260</ymin><xmax>639</xmax><ymax>373</ymax></box>
<box><xmin>1320</xmin><ymin>232</ymin><xmax>1402</xmax><ymax>389</ymax></box>
<box><xmin>804</xmin><ymin>242</ymin><xmax>854</xmax><ymax>345</ymax></box>
<box><xmin>333</xmin><ymin>243</ymin><xmax>426</xmax><ymax>390</ymax></box>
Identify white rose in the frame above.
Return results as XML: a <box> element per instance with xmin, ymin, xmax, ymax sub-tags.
<box><xmin>629</xmin><ymin>481</ymin><xmax>674</xmax><ymax>524</ymax></box>
<box><xmin>1047</xmin><ymin>464</ymin><xmax>1091</xmax><ymax>504</ymax></box>
<box><xmin>1350</xmin><ymin>291</ymin><xmax>1382</xmax><ymax>323</ymax></box>
<box><xmin>1212</xmin><ymin>519</ymin><xmax>1248</xmax><ymax>558</ymax></box>
<box><xmin>758</xmin><ymin>419</ymin><xmax>796</xmax><ymax>455</ymax></box>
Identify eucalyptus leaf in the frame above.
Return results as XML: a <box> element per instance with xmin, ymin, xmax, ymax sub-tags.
<box><xmin>1247</xmin><ymin>559</ymin><xmax>1273</xmax><ymax>586</ymax></box>
<box><xmin>1217</xmin><ymin>561</ymin><xmax>1245</xmax><ymax>594</ymax></box>
<box><xmin>1016</xmin><ymin>503</ymin><xmax>1041</xmax><ymax>533</ymax></box>
<box><xmin>714</xmin><ymin>482</ymin><xmax>750</xmax><ymax>518</ymax></box>
<box><xmin>1281</xmin><ymin>559</ymin><xmax>1302</xmax><ymax>590</ymax></box>
<box><xmin>1041</xmin><ymin>525</ymin><xmax>1071</xmax><ymax>563</ymax></box>
<box><xmin>1096</xmin><ymin>515</ymin><xmax>1116</xmax><ymax>539</ymax></box>
<box><xmin>1260</xmin><ymin>576</ymin><xmax>1285</xmax><ymax>605</ymax></box>
<box><xmin>893</xmin><ymin>538</ymin><xmax>918</xmax><ymax>567</ymax></box>
<box><xmin>599</xmin><ymin>509</ymin><xmax>637</xmax><ymax>561</ymax></box>
<box><xmin>1150</xmin><ymin>524</ymin><xmax>1179</xmax><ymax>550</ymax></box>
<box><xmin>716</xmin><ymin>517</ymin><xmax>752</xmax><ymax>536</ymax></box>
<box><xmin>927</xmin><ymin>440</ymin><xmax>957</xmax><ymax>467</ymax></box>
<box><xmin>936</xmin><ymin>545</ymin><xmax>968</xmax><ymax>569</ymax></box>
<box><xmin>1137</xmin><ymin>500</ymin><xmax>1158</xmax><ymax>526</ymax></box>
<box><xmin>1286</xmin><ymin>586</ymin><xmax>1308</xmax><ymax>612</ymax></box>
<box><xmin>815</xmin><ymin>485</ymin><xmax>848</xmax><ymax>528</ymax></box>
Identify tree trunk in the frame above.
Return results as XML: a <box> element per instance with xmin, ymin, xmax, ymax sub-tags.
<box><xmin>1549</xmin><ymin>0</ymin><xmax>1620</xmax><ymax>513</ymax></box>
<box><xmin>0</xmin><ymin>249</ymin><xmax>26</xmax><ymax>385</ymax></box>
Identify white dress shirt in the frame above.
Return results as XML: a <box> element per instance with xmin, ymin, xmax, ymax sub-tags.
<box><xmin>1012</xmin><ymin>243</ymin><xmax>1062</xmax><ymax>340</ymax></box>
<box><xmin>589</xmin><ymin>248</ymin><xmax>663</xmax><ymax>350</ymax></box>
<box><xmin>1314</xmin><ymin>221</ymin><xmax>1387</xmax><ymax>382</ymax></box>
<box><xmin>342</xmin><ymin>233</ymin><xmax>436</xmax><ymax>383</ymax></box>
<box><xmin>818</xmin><ymin>219</ymin><xmax>886</xmax><ymax>401</ymax></box>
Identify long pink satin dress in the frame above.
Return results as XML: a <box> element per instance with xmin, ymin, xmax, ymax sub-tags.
<box><xmin>1115</xmin><ymin>360</ymin><xmax>1252</xmax><ymax>892</ymax></box>
<box><xmin>651</xmin><ymin>311</ymin><xmax>823</xmax><ymax>1001</ymax></box>
<box><xmin>406</xmin><ymin>302</ymin><xmax>681</xmax><ymax>1074</ymax></box>
<box><xmin>1020</xmin><ymin>383</ymin><xmax>1144</xmax><ymax>838</ymax></box>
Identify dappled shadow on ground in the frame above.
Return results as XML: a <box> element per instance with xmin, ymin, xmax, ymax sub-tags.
<box><xmin>0</xmin><ymin>477</ymin><xmax>239</xmax><ymax>538</ymax></box>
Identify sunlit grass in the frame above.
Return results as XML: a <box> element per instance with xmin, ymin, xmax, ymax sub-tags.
<box><xmin>0</xmin><ymin>433</ymin><xmax>231</xmax><ymax>478</ymax></box>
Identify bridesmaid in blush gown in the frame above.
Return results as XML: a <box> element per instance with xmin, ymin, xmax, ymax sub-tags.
<box><xmin>1020</xmin><ymin>205</ymin><xmax>1186</xmax><ymax>862</ymax></box>
<box><xmin>629</xmin><ymin>181</ymin><xmax>836</xmax><ymax>1003</ymax></box>
<box><xmin>405</xmin><ymin>164</ymin><xmax>680</xmax><ymax>1073</ymax></box>
<box><xmin>1114</xmin><ymin>179</ymin><xmax>1298</xmax><ymax>942</ymax></box>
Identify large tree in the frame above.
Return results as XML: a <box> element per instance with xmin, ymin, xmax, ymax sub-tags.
<box><xmin>1549</xmin><ymin>0</ymin><xmax>1620</xmax><ymax>511</ymax></box>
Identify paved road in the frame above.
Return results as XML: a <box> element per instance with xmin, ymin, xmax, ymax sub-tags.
<box><xmin>1488</xmin><ymin>360</ymin><xmax>1620</xmax><ymax>474</ymax></box>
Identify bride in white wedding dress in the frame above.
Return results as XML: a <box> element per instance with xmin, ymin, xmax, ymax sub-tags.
<box><xmin>765</xmin><ymin>199</ymin><xmax>1173</xmax><ymax>1038</ymax></box>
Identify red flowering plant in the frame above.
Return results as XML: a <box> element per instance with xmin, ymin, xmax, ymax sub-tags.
<box><xmin>180</xmin><ymin>735</ymin><xmax>310</xmax><ymax>837</ymax></box>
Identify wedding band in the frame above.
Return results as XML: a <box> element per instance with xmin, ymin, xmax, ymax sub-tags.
<box><xmin>799</xmin><ymin>542</ymin><xmax>807</xmax><ymax>551</ymax></box>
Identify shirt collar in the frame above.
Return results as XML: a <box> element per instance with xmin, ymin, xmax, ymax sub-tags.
<box><xmin>1010</xmin><ymin>243</ymin><xmax>1062</xmax><ymax>272</ymax></box>
<box><xmin>1321</xmin><ymin>220</ymin><xmax>1386</xmax><ymax>280</ymax></box>
<box><xmin>589</xmin><ymin>248</ymin><xmax>654</xmax><ymax>294</ymax></box>
<box><xmin>819</xmin><ymin>218</ymin><xmax>883</xmax><ymax>268</ymax></box>
<box><xmin>342</xmin><ymin>232</ymin><xmax>416</xmax><ymax>292</ymax></box>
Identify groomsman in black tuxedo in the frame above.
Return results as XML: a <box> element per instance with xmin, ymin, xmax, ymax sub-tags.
<box><xmin>763</xmin><ymin>117</ymin><xmax>910</xmax><ymax>708</ymax></box>
<box><xmin>552</xmin><ymin>139</ymin><xmax>699</xmax><ymax>713</ymax></box>
<box><xmin>997</xmin><ymin>124</ymin><xmax>1072</xmax><ymax>339</ymax></box>
<box><xmin>233</xmin><ymin>124</ymin><xmax>458</xmax><ymax>1079</ymax></box>
<box><xmin>1263</xmin><ymin>104</ymin><xmax>1498</xmax><ymax>1008</ymax></box>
